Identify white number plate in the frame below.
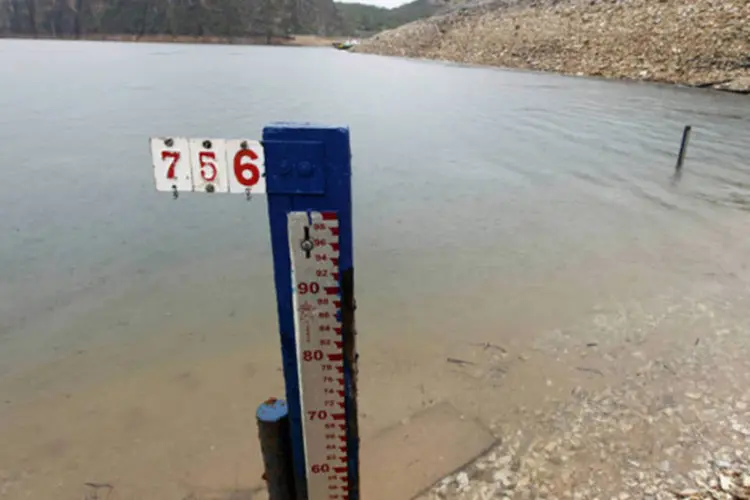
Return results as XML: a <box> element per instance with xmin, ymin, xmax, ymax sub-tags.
<box><xmin>150</xmin><ymin>137</ymin><xmax>266</xmax><ymax>194</ymax></box>
<box><xmin>150</xmin><ymin>137</ymin><xmax>192</xmax><ymax>192</ymax></box>
<box><xmin>226</xmin><ymin>139</ymin><xmax>266</xmax><ymax>194</ymax></box>
<box><xmin>188</xmin><ymin>139</ymin><xmax>229</xmax><ymax>193</ymax></box>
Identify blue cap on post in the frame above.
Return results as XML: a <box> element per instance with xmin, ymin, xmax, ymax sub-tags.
<box><xmin>256</xmin><ymin>398</ymin><xmax>289</xmax><ymax>422</ymax></box>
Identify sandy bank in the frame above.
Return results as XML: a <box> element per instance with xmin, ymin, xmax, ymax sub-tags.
<box><xmin>354</xmin><ymin>0</ymin><xmax>750</xmax><ymax>93</ymax></box>
<box><xmin>0</xmin><ymin>33</ymin><xmax>340</xmax><ymax>47</ymax></box>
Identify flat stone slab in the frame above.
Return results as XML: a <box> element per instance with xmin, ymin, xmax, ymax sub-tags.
<box><xmin>360</xmin><ymin>401</ymin><xmax>497</xmax><ymax>500</ymax></box>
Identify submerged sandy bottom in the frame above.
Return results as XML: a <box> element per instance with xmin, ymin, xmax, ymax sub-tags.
<box><xmin>3</xmin><ymin>262</ymin><xmax>750</xmax><ymax>500</ymax></box>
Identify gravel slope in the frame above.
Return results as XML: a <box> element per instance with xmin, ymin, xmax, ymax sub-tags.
<box><xmin>354</xmin><ymin>0</ymin><xmax>750</xmax><ymax>93</ymax></box>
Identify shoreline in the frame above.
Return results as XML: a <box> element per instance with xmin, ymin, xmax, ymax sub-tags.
<box><xmin>353</xmin><ymin>0</ymin><xmax>750</xmax><ymax>94</ymax></box>
<box><xmin>357</xmin><ymin>50</ymin><xmax>750</xmax><ymax>96</ymax></box>
<box><xmin>0</xmin><ymin>33</ymin><xmax>341</xmax><ymax>47</ymax></box>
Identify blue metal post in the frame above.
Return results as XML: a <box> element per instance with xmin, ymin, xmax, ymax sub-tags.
<box><xmin>263</xmin><ymin>123</ymin><xmax>359</xmax><ymax>500</ymax></box>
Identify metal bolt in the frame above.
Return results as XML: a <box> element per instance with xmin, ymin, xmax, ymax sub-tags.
<box><xmin>164</xmin><ymin>138</ymin><xmax>174</xmax><ymax>147</ymax></box>
<box><xmin>240</xmin><ymin>140</ymin><xmax>248</xmax><ymax>149</ymax></box>
<box><xmin>298</xmin><ymin>161</ymin><xmax>313</xmax><ymax>178</ymax></box>
<box><xmin>301</xmin><ymin>239</ymin><xmax>314</xmax><ymax>253</ymax></box>
<box><xmin>205</xmin><ymin>184</ymin><xmax>215</xmax><ymax>193</ymax></box>
<box><xmin>203</xmin><ymin>140</ymin><xmax>212</xmax><ymax>149</ymax></box>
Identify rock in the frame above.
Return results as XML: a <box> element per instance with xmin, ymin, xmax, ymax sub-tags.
<box><xmin>455</xmin><ymin>472</ymin><xmax>470</xmax><ymax>490</ymax></box>
<box><xmin>719</xmin><ymin>474</ymin><xmax>733</xmax><ymax>491</ymax></box>
<box><xmin>492</xmin><ymin>469</ymin><xmax>515</xmax><ymax>488</ymax></box>
<box><xmin>714</xmin><ymin>76</ymin><xmax>750</xmax><ymax>93</ymax></box>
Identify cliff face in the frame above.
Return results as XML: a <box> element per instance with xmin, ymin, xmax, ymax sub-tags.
<box><xmin>354</xmin><ymin>0</ymin><xmax>750</xmax><ymax>93</ymax></box>
<box><xmin>0</xmin><ymin>0</ymin><xmax>344</xmax><ymax>38</ymax></box>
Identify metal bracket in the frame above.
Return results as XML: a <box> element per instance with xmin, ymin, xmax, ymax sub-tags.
<box><xmin>264</xmin><ymin>140</ymin><xmax>326</xmax><ymax>195</ymax></box>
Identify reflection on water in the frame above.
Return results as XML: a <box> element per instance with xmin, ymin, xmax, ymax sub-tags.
<box><xmin>0</xmin><ymin>39</ymin><xmax>749</xmax><ymax>499</ymax></box>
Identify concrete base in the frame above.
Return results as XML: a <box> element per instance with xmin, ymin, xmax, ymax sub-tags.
<box><xmin>360</xmin><ymin>401</ymin><xmax>498</xmax><ymax>500</ymax></box>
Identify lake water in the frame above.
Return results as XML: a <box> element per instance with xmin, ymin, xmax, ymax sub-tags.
<box><xmin>0</xmin><ymin>39</ymin><xmax>749</xmax><ymax>499</ymax></box>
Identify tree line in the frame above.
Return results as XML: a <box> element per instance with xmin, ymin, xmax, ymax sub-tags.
<box><xmin>0</xmin><ymin>0</ymin><xmax>443</xmax><ymax>38</ymax></box>
<box><xmin>0</xmin><ymin>0</ymin><xmax>343</xmax><ymax>38</ymax></box>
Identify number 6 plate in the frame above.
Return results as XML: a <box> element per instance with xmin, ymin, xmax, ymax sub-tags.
<box><xmin>150</xmin><ymin>137</ymin><xmax>266</xmax><ymax>194</ymax></box>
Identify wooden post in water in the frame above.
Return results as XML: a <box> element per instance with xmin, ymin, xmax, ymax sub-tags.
<box><xmin>675</xmin><ymin>125</ymin><xmax>692</xmax><ymax>172</ymax></box>
<box><xmin>257</xmin><ymin>398</ymin><xmax>297</xmax><ymax>500</ymax></box>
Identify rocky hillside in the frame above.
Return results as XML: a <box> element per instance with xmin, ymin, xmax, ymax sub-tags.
<box><xmin>336</xmin><ymin>0</ymin><xmax>448</xmax><ymax>37</ymax></box>
<box><xmin>354</xmin><ymin>0</ymin><xmax>750</xmax><ymax>93</ymax></box>
<box><xmin>0</xmin><ymin>0</ymin><xmax>343</xmax><ymax>39</ymax></box>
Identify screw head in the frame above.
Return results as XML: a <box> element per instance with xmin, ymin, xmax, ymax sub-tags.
<box><xmin>298</xmin><ymin>162</ymin><xmax>313</xmax><ymax>178</ymax></box>
<box><xmin>203</xmin><ymin>140</ymin><xmax>212</xmax><ymax>149</ymax></box>
<box><xmin>279</xmin><ymin>160</ymin><xmax>292</xmax><ymax>176</ymax></box>
<box><xmin>205</xmin><ymin>184</ymin><xmax>215</xmax><ymax>193</ymax></box>
<box><xmin>164</xmin><ymin>138</ymin><xmax>174</xmax><ymax>147</ymax></box>
<box><xmin>301</xmin><ymin>239</ymin><xmax>314</xmax><ymax>252</ymax></box>
<box><xmin>240</xmin><ymin>140</ymin><xmax>248</xmax><ymax>149</ymax></box>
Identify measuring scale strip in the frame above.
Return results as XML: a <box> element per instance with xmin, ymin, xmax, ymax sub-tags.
<box><xmin>288</xmin><ymin>211</ymin><xmax>349</xmax><ymax>500</ymax></box>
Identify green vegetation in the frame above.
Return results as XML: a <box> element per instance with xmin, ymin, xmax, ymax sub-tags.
<box><xmin>335</xmin><ymin>0</ymin><xmax>443</xmax><ymax>36</ymax></box>
<box><xmin>0</xmin><ymin>0</ymin><xmax>442</xmax><ymax>39</ymax></box>
<box><xmin>0</xmin><ymin>0</ymin><xmax>344</xmax><ymax>38</ymax></box>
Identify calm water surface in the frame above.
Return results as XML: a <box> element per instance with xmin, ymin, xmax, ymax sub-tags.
<box><xmin>0</xmin><ymin>39</ymin><xmax>749</xmax><ymax>499</ymax></box>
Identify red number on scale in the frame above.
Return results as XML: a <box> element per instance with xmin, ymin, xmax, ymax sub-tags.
<box><xmin>233</xmin><ymin>149</ymin><xmax>260</xmax><ymax>186</ymax></box>
<box><xmin>198</xmin><ymin>152</ymin><xmax>217</xmax><ymax>181</ymax></box>
<box><xmin>313</xmin><ymin>223</ymin><xmax>326</xmax><ymax>230</ymax></box>
<box><xmin>311</xmin><ymin>464</ymin><xmax>330</xmax><ymax>474</ymax></box>
<box><xmin>303</xmin><ymin>350</ymin><xmax>324</xmax><ymax>361</ymax></box>
<box><xmin>297</xmin><ymin>282</ymin><xmax>320</xmax><ymax>295</ymax></box>
<box><xmin>161</xmin><ymin>151</ymin><xmax>180</xmax><ymax>179</ymax></box>
<box><xmin>307</xmin><ymin>410</ymin><xmax>328</xmax><ymax>420</ymax></box>
<box><xmin>315</xmin><ymin>254</ymin><xmax>328</xmax><ymax>262</ymax></box>
<box><xmin>316</xmin><ymin>269</ymin><xmax>328</xmax><ymax>277</ymax></box>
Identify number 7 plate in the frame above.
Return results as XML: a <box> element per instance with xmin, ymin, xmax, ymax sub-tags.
<box><xmin>150</xmin><ymin>137</ymin><xmax>192</xmax><ymax>192</ymax></box>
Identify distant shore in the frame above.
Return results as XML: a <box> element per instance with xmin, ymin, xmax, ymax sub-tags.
<box><xmin>1</xmin><ymin>33</ymin><xmax>341</xmax><ymax>47</ymax></box>
<box><xmin>354</xmin><ymin>0</ymin><xmax>750</xmax><ymax>94</ymax></box>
